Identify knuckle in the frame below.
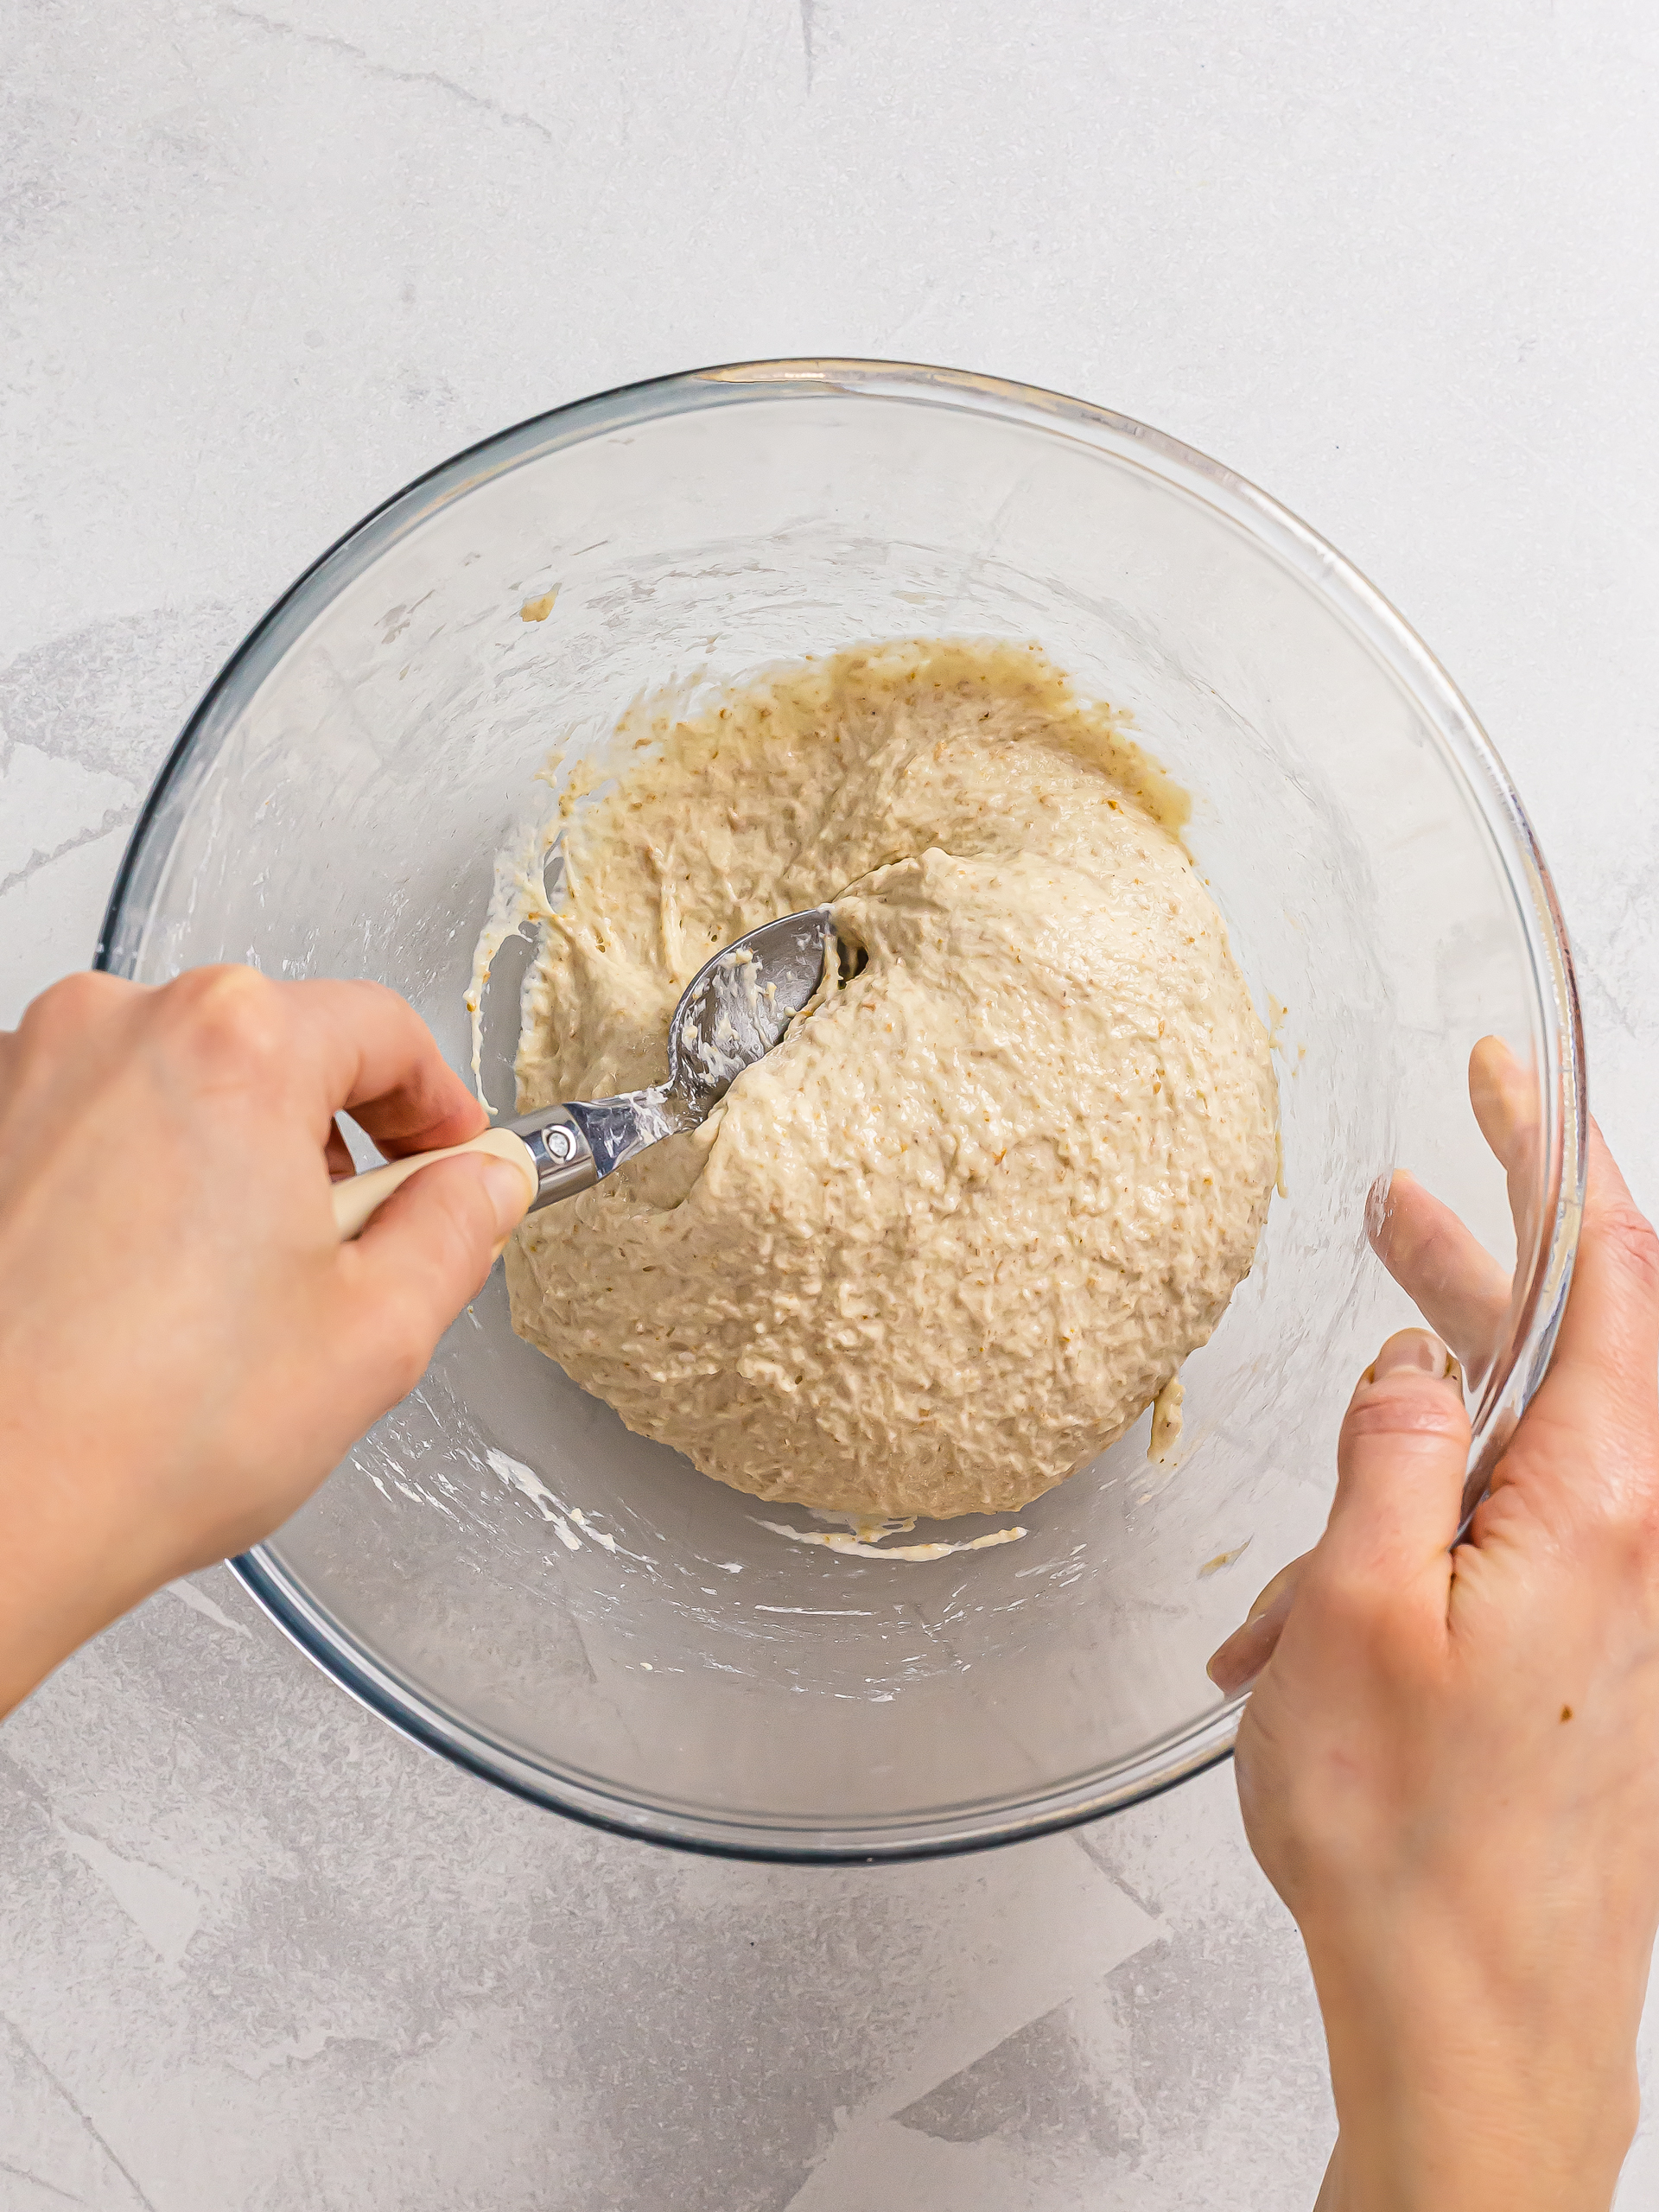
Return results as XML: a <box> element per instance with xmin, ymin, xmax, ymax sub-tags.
<box><xmin>1591</xmin><ymin>1474</ymin><xmax>1659</xmax><ymax>1566</ymax></box>
<box><xmin>357</xmin><ymin>1289</ymin><xmax>435</xmax><ymax>1400</ymax></box>
<box><xmin>1303</xmin><ymin>1564</ymin><xmax>1385</xmax><ymax>1634</ymax></box>
<box><xmin>382</xmin><ymin>1341</ymin><xmax>429</xmax><ymax>1403</ymax></box>
<box><xmin>1344</xmin><ymin>1382</ymin><xmax>1470</xmax><ymax>1446</ymax></box>
<box><xmin>21</xmin><ymin>969</ymin><xmax>127</xmax><ymax>1044</ymax></box>
<box><xmin>1299</xmin><ymin>1565</ymin><xmax>1422</xmax><ymax>1670</ymax></box>
<box><xmin>1603</xmin><ymin>1203</ymin><xmax>1659</xmax><ymax>1301</ymax></box>
<box><xmin>163</xmin><ymin>965</ymin><xmax>288</xmax><ymax>1082</ymax></box>
<box><xmin>416</xmin><ymin>1160</ymin><xmax>499</xmax><ymax>1272</ymax></box>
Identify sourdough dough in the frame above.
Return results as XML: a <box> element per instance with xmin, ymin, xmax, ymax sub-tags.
<box><xmin>504</xmin><ymin>639</ymin><xmax>1277</xmax><ymax>1520</ymax></box>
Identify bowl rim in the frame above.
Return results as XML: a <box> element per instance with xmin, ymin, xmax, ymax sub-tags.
<box><xmin>98</xmin><ymin>356</ymin><xmax>1587</xmax><ymax>1861</ymax></box>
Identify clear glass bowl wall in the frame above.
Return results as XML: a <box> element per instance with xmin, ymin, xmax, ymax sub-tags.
<box><xmin>100</xmin><ymin>364</ymin><xmax>1582</xmax><ymax>1858</ymax></box>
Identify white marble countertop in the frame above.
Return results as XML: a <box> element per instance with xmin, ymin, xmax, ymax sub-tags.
<box><xmin>4</xmin><ymin>3</ymin><xmax>1658</xmax><ymax>2205</ymax></box>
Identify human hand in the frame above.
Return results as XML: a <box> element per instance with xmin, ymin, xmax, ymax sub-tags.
<box><xmin>1363</xmin><ymin>1034</ymin><xmax>1544</xmax><ymax>1395</ymax></box>
<box><xmin>1209</xmin><ymin>1113</ymin><xmax>1659</xmax><ymax>2212</ymax></box>
<box><xmin>0</xmin><ymin>967</ymin><xmax>531</xmax><ymax>1717</ymax></box>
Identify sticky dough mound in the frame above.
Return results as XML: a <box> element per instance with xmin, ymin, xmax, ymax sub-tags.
<box><xmin>505</xmin><ymin>639</ymin><xmax>1278</xmax><ymax>1520</ymax></box>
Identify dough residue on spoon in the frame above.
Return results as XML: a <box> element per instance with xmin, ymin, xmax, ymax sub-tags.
<box><xmin>504</xmin><ymin>638</ymin><xmax>1278</xmax><ymax>1521</ymax></box>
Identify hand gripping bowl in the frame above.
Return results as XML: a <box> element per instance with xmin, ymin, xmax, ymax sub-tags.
<box><xmin>99</xmin><ymin>362</ymin><xmax>1585</xmax><ymax>1861</ymax></box>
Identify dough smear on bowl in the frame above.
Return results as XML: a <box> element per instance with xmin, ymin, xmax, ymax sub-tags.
<box><xmin>504</xmin><ymin>639</ymin><xmax>1278</xmax><ymax>1521</ymax></box>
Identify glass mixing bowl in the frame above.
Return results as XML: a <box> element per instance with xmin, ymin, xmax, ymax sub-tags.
<box><xmin>99</xmin><ymin>361</ymin><xmax>1584</xmax><ymax>1859</ymax></box>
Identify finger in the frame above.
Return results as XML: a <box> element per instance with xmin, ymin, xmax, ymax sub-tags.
<box><xmin>1469</xmin><ymin>1033</ymin><xmax>1542</xmax><ymax>1260</ymax></box>
<box><xmin>1207</xmin><ymin>1552</ymin><xmax>1310</xmax><ymax>1693</ymax></box>
<box><xmin>1369</xmin><ymin>1169</ymin><xmax>1512</xmax><ymax>1375</ymax></box>
<box><xmin>1318</xmin><ymin>1329</ymin><xmax>1471</xmax><ymax>1596</ymax></box>
<box><xmin>283</xmin><ymin>979</ymin><xmax>487</xmax><ymax>1154</ymax></box>
<box><xmin>1497</xmin><ymin>1123</ymin><xmax>1659</xmax><ymax>1499</ymax></box>
<box><xmin>335</xmin><ymin>1154</ymin><xmax>531</xmax><ymax>1400</ymax></box>
<box><xmin>325</xmin><ymin>1119</ymin><xmax>355</xmax><ymax>1180</ymax></box>
<box><xmin>1468</xmin><ymin>1034</ymin><xmax>1537</xmax><ymax>1173</ymax></box>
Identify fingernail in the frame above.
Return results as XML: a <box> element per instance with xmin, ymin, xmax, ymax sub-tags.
<box><xmin>1246</xmin><ymin>1561</ymin><xmax>1300</xmax><ymax>1623</ymax></box>
<box><xmin>477</xmin><ymin>1155</ymin><xmax>532</xmax><ymax>1243</ymax></box>
<box><xmin>1371</xmin><ymin>1328</ymin><xmax>1451</xmax><ymax>1381</ymax></box>
<box><xmin>1206</xmin><ymin>1624</ymin><xmax>1266</xmax><ymax>1694</ymax></box>
<box><xmin>1363</xmin><ymin>1171</ymin><xmax>1396</xmax><ymax>1247</ymax></box>
<box><xmin>1210</xmin><ymin>1570</ymin><xmax>1301</xmax><ymax>1690</ymax></box>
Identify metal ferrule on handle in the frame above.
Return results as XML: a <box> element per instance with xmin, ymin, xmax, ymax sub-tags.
<box><xmin>329</xmin><ymin>1104</ymin><xmax>599</xmax><ymax>1243</ymax></box>
<box><xmin>503</xmin><ymin>1103</ymin><xmax>601</xmax><ymax>1210</ymax></box>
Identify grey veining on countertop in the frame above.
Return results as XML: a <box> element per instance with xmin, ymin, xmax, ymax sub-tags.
<box><xmin>3</xmin><ymin>3</ymin><xmax>1658</xmax><ymax>2205</ymax></box>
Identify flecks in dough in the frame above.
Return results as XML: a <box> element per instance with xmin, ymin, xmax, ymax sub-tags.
<box><xmin>505</xmin><ymin>638</ymin><xmax>1278</xmax><ymax>1520</ymax></box>
<box><xmin>1149</xmin><ymin>1375</ymin><xmax>1185</xmax><ymax>1465</ymax></box>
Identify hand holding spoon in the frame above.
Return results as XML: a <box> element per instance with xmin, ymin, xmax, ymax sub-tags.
<box><xmin>331</xmin><ymin>906</ymin><xmax>844</xmax><ymax>1240</ymax></box>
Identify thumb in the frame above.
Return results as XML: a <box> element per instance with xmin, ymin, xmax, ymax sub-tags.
<box><xmin>337</xmin><ymin>1154</ymin><xmax>531</xmax><ymax>1399</ymax></box>
<box><xmin>1318</xmin><ymin>1328</ymin><xmax>1471</xmax><ymax>1598</ymax></box>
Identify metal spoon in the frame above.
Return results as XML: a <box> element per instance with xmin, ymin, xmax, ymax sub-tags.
<box><xmin>331</xmin><ymin>906</ymin><xmax>844</xmax><ymax>1240</ymax></box>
